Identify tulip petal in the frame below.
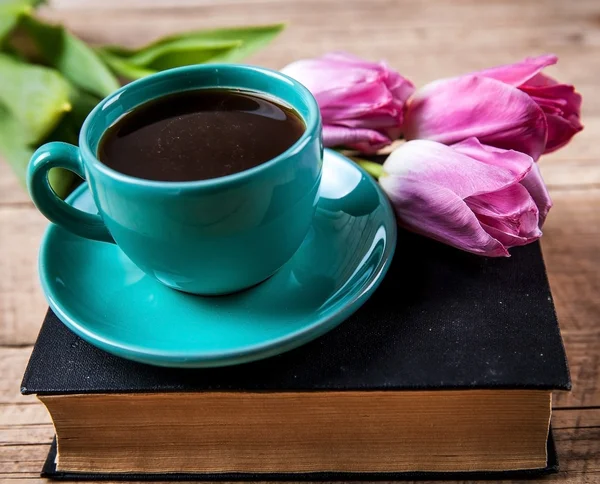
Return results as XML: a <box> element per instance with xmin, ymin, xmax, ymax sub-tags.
<box><xmin>480</xmin><ymin>221</ymin><xmax>541</xmax><ymax>248</ymax></box>
<box><xmin>322</xmin><ymin>125</ymin><xmax>391</xmax><ymax>153</ymax></box>
<box><xmin>334</xmin><ymin>113</ymin><xmax>402</xmax><ymax>129</ymax></box>
<box><xmin>283</xmin><ymin>57</ymin><xmax>406</xmax><ymax>125</ymax></box>
<box><xmin>525</xmin><ymin>72</ymin><xmax>559</xmax><ymax>88</ymax></box>
<box><xmin>521</xmin><ymin>83</ymin><xmax>582</xmax><ymax>116</ymax></box>
<box><xmin>282</xmin><ymin>59</ymin><xmax>382</xmax><ymax>103</ymax></box>
<box><xmin>404</xmin><ymin>76</ymin><xmax>548</xmax><ymax>160</ymax></box>
<box><xmin>282</xmin><ymin>52</ymin><xmax>413</xmax><ymax>119</ymax></box>
<box><xmin>379</xmin><ymin>140</ymin><xmax>549</xmax><ymax>256</ymax></box>
<box><xmin>520</xmin><ymin>162</ymin><xmax>552</xmax><ymax>226</ymax></box>
<box><xmin>477</xmin><ymin>54</ymin><xmax>558</xmax><ymax>86</ymax></box>
<box><xmin>388</xmin><ymin>69</ymin><xmax>416</xmax><ymax>102</ymax></box>
<box><xmin>320</xmin><ymin>52</ymin><xmax>413</xmax><ymax>100</ymax></box>
<box><xmin>321</xmin><ymin>51</ymin><xmax>377</xmax><ymax>66</ymax></box>
<box><xmin>282</xmin><ymin>53</ymin><xmax>414</xmax><ymax>154</ymax></box>
<box><xmin>321</xmin><ymin>52</ymin><xmax>415</xmax><ymax>103</ymax></box>
<box><xmin>451</xmin><ymin>138</ymin><xmax>534</xmax><ymax>179</ymax></box>
<box><xmin>466</xmin><ymin>183</ymin><xmax>541</xmax><ymax>247</ymax></box>
<box><xmin>467</xmin><ymin>184</ymin><xmax>538</xmax><ymax>230</ymax></box>
<box><xmin>520</xmin><ymin>83</ymin><xmax>583</xmax><ymax>153</ymax></box>
<box><xmin>478</xmin><ymin>57</ymin><xmax>584</xmax><ymax>154</ymax></box>
<box><xmin>320</xmin><ymin>82</ymin><xmax>402</xmax><ymax>120</ymax></box>
<box><xmin>383</xmin><ymin>139</ymin><xmax>532</xmax><ymax>199</ymax></box>
<box><xmin>380</xmin><ymin>176</ymin><xmax>509</xmax><ymax>257</ymax></box>
<box><xmin>543</xmin><ymin>113</ymin><xmax>584</xmax><ymax>153</ymax></box>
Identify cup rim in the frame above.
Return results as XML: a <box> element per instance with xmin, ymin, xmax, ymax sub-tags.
<box><xmin>79</xmin><ymin>64</ymin><xmax>321</xmax><ymax>190</ymax></box>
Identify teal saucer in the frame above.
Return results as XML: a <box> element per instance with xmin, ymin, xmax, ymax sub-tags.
<box><xmin>39</xmin><ymin>150</ymin><xmax>396</xmax><ymax>367</ymax></box>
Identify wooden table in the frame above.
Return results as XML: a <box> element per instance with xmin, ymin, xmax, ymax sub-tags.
<box><xmin>1</xmin><ymin>0</ymin><xmax>599</xmax><ymax>482</ymax></box>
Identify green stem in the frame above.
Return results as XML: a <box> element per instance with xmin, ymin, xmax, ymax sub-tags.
<box><xmin>351</xmin><ymin>157</ymin><xmax>385</xmax><ymax>180</ymax></box>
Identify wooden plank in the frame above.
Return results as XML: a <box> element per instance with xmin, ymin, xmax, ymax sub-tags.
<box><xmin>553</xmin><ymin>332</ymin><xmax>600</xmax><ymax>409</ymax></box>
<box><xmin>542</xmin><ymin>189</ymin><xmax>600</xmax><ymax>408</ymax></box>
<box><xmin>553</xmin><ymin>408</ymin><xmax>600</xmax><ymax>429</ymax></box>
<box><xmin>541</xmin><ymin>188</ymin><xmax>600</xmax><ymax>403</ymax></box>
<box><xmin>541</xmin><ymin>118</ymin><xmax>600</xmax><ymax>188</ymax></box>
<box><xmin>0</xmin><ymin>207</ymin><xmax>48</xmax><ymax>346</ymax></box>
<box><xmin>0</xmin><ymin>163</ymin><xmax>31</xmax><ymax>206</ymax></box>
<box><xmin>0</xmin><ymin>402</ymin><xmax>50</xmax><ymax>428</ymax></box>
<box><xmin>0</xmin><ymin>346</ymin><xmax>48</xmax><ymax>478</ymax></box>
<box><xmin>0</xmin><ymin>348</ymin><xmax>36</xmax><ymax>404</ymax></box>
<box><xmin>42</xmin><ymin>0</ymin><xmax>600</xmax><ymax>40</ymax></box>
<box><xmin>542</xmin><ymin>159</ymin><xmax>600</xmax><ymax>191</ymax></box>
<box><xmin>0</xmin><ymin>439</ymin><xmax>52</xmax><ymax>479</ymax></box>
<box><xmin>549</xmin><ymin>409</ymin><xmax>600</xmax><ymax>481</ymax></box>
<box><xmin>34</xmin><ymin>0</ymin><xmax>600</xmax><ymax>108</ymax></box>
<box><xmin>38</xmin><ymin>1</ymin><xmax>599</xmax><ymax>72</ymax></box>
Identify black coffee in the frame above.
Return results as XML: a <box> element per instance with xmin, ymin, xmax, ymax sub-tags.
<box><xmin>98</xmin><ymin>89</ymin><xmax>305</xmax><ymax>182</ymax></box>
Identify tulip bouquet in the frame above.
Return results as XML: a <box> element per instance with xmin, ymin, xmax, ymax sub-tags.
<box><xmin>282</xmin><ymin>53</ymin><xmax>583</xmax><ymax>257</ymax></box>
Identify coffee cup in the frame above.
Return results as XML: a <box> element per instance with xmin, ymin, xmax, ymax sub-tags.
<box><xmin>28</xmin><ymin>64</ymin><xmax>323</xmax><ymax>295</ymax></box>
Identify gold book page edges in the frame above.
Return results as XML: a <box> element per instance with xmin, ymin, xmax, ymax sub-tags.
<box><xmin>39</xmin><ymin>389</ymin><xmax>551</xmax><ymax>474</ymax></box>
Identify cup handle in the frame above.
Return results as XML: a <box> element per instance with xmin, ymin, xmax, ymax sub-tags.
<box><xmin>27</xmin><ymin>142</ymin><xmax>114</xmax><ymax>243</ymax></box>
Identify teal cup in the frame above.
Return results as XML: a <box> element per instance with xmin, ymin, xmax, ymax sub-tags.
<box><xmin>28</xmin><ymin>64</ymin><xmax>323</xmax><ymax>295</ymax></box>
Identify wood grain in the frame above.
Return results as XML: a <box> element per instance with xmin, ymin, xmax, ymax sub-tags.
<box><xmin>542</xmin><ymin>189</ymin><xmax>600</xmax><ymax>409</ymax></box>
<box><xmin>0</xmin><ymin>208</ymin><xmax>48</xmax><ymax>346</ymax></box>
<box><xmin>1</xmin><ymin>0</ymin><xmax>599</xmax><ymax>481</ymax></box>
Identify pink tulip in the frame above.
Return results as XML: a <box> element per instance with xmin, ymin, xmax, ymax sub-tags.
<box><xmin>403</xmin><ymin>75</ymin><xmax>548</xmax><ymax>160</ymax></box>
<box><xmin>281</xmin><ymin>52</ymin><xmax>415</xmax><ymax>153</ymax></box>
<box><xmin>476</xmin><ymin>54</ymin><xmax>583</xmax><ymax>153</ymax></box>
<box><xmin>379</xmin><ymin>138</ymin><xmax>552</xmax><ymax>257</ymax></box>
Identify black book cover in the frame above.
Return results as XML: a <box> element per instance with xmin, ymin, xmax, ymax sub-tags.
<box><xmin>22</xmin><ymin>235</ymin><xmax>570</xmax><ymax>394</ymax></box>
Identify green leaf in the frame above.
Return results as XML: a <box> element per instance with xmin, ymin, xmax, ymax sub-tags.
<box><xmin>0</xmin><ymin>93</ymin><xmax>86</xmax><ymax>197</ymax></box>
<box><xmin>45</xmin><ymin>118</ymin><xmax>78</xmax><ymax>145</ymax></box>
<box><xmin>0</xmin><ymin>0</ymin><xmax>39</xmax><ymax>42</ymax></box>
<box><xmin>0</xmin><ymin>104</ymin><xmax>34</xmax><ymax>186</ymax></box>
<box><xmin>47</xmin><ymin>167</ymin><xmax>78</xmax><ymax>198</ymax></box>
<box><xmin>0</xmin><ymin>53</ymin><xmax>71</xmax><ymax>143</ymax></box>
<box><xmin>101</xmin><ymin>23</ymin><xmax>285</xmax><ymax>76</ymax></box>
<box><xmin>127</xmin><ymin>39</ymin><xmax>242</xmax><ymax>70</ymax></box>
<box><xmin>176</xmin><ymin>24</ymin><xmax>286</xmax><ymax>63</ymax></box>
<box><xmin>44</xmin><ymin>91</ymin><xmax>92</xmax><ymax>145</ymax></box>
<box><xmin>15</xmin><ymin>14</ymin><xmax>120</xmax><ymax>97</ymax></box>
<box><xmin>43</xmin><ymin>124</ymin><xmax>79</xmax><ymax>197</ymax></box>
<box><xmin>0</xmin><ymin>7</ymin><xmax>22</xmax><ymax>43</ymax></box>
<box><xmin>39</xmin><ymin>87</ymin><xmax>100</xmax><ymax>197</ymax></box>
<box><xmin>97</xmin><ymin>40</ymin><xmax>243</xmax><ymax>80</ymax></box>
<box><xmin>66</xmin><ymin>85</ymin><xmax>102</xmax><ymax>128</ymax></box>
<box><xmin>95</xmin><ymin>48</ymin><xmax>166</xmax><ymax>80</ymax></box>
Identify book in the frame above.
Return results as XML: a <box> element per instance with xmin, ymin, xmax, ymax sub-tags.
<box><xmin>22</xmin><ymin>234</ymin><xmax>570</xmax><ymax>479</ymax></box>
<box><xmin>41</xmin><ymin>434</ymin><xmax>560</xmax><ymax>481</ymax></box>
